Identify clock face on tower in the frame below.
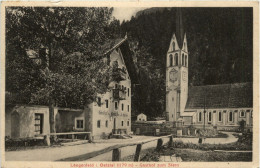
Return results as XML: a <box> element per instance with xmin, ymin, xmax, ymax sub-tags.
<box><xmin>169</xmin><ymin>69</ymin><xmax>178</xmax><ymax>84</ymax></box>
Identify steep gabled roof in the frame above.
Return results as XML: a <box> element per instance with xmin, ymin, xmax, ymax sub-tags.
<box><xmin>185</xmin><ymin>82</ymin><xmax>253</xmax><ymax>109</ymax></box>
<box><xmin>104</xmin><ymin>37</ymin><xmax>140</xmax><ymax>84</ymax></box>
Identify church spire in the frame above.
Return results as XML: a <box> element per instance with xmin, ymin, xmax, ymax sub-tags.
<box><xmin>175</xmin><ymin>8</ymin><xmax>185</xmax><ymax>48</ymax></box>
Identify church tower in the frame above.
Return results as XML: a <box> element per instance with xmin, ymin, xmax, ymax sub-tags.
<box><xmin>166</xmin><ymin>8</ymin><xmax>188</xmax><ymax>122</ymax></box>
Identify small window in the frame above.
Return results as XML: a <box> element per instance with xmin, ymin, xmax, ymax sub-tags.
<box><xmin>105</xmin><ymin>100</ymin><xmax>109</xmax><ymax>108</ymax></box>
<box><xmin>251</xmin><ymin>110</ymin><xmax>253</xmax><ymax>118</ymax></box>
<box><xmin>174</xmin><ymin>53</ymin><xmax>178</xmax><ymax>65</ymax></box>
<box><xmin>105</xmin><ymin>120</ymin><xmax>108</xmax><ymax>127</ymax></box>
<box><xmin>172</xmin><ymin>42</ymin><xmax>175</xmax><ymax>51</ymax></box>
<box><xmin>127</xmin><ymin>121</ymin><xmax>130</xmax><ymax>126</ymax></box>
<box><xmin>76</xmin><ymin>119</ymin><xmax>84</xmax><ymax>129</ymax></box>
<box><xmin>74</xmin><ymin>117</ymin><xmax>85</xmax><ymax>130</ymax></box>
<box><xmin>115</xmin><ymin>102</ymin><xmax>118</xmax><ymax>110</ymax></box>
<box><xmin>97</xmin><ymin>120</ymin><xmax>101</xmax><ymax>128</ymax></box>
<box><xmin>128</xmin><ymin>105</ymin><xmax>130</xmax><ymax>112</ymax></box>
<box><xmin>115</xmin><ymin>84</ymin><xmax>118</xmax><ymax>89</ymax></box>
<box><xmin>198</xmin><ymin>112</ymin><xmax>202</xmax><ymax>122</ymax></box>
<box><xmin>128</xmin><ymin>88</ymin><xmax>130</xmax><ymax>97</ymax></box>
<box><xmin>218</xmin><ymin>111</ymin><xmax>222</xmax><ymax>122</ymax></box>
<box><xmin>122</xmin><ymin>103</ymin><xmax>124</xmax><ymax>111</ymax></box>
<box><xmin>97</xmin><ymin>97</ymin><xmax>101</xmax><ymax>107</ymax></box>
<box><xmin>121</xmin><ymin>121</ymin><xmax>124</xmax><ymax>126</ymax></box>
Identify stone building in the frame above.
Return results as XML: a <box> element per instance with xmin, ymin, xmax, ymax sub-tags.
<box><xmin>5</xmin><ymin>36</ymin><xmax>138</xmax><ymax>139</ymax></box>
<box><xmin>165</xmin><ymin>9</ymin><xmax>253</xmax><ymax>131</ymax></box>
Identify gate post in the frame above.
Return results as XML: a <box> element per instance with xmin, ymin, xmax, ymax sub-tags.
<box><xmin>44</xmin><ymin>135</ymin><xmax>50</xmax><ymax>146</ymax></box>
<box><xmin>168</xmin><ymin>135</ymin><xmax>173</xmax><ymax>147</ymax></box>
<box><xmin>156</xmin><ymin>138</ymin><xmax>163</xmax><ymax>151</ymax></box>
<box><xmin>134</xmin><ymin>144</ymin><xmax>142</xmax><ymax>161</ymax></box>
<box><xmin>112</xmin><ymin>148</ymin><xmax>121</xmax><ymax>161</ymax></box>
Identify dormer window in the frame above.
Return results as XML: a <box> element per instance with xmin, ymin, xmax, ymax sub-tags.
<box><xmin>172</xmin><ymin>42</ymin><xmax>175</xmax><ymax>51</ymax></box>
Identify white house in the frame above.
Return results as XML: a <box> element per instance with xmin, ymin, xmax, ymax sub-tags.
<box><xmin>137</xmin><ymin>113</ymin><xmax>147</xmax><ymax>122</ymax></box>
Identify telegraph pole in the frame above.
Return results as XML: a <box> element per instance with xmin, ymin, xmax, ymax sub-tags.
<box><xmin>203</xmin><ymin>96</ymin><xmax>206</xmax><ymax>130</ymax></box>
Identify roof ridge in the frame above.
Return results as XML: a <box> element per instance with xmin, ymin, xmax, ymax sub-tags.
<box><xmin>104</xmin><ymin>36</ymin><xmax>128</xmax><ymax>55</ymax></box>
<box><xmin>189</xmin><ymin>82</ymin><xmax>252</xmax><ymax>88</ymax></box>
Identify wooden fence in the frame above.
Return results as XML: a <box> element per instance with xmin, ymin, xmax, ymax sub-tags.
<box><xmin>58</xmin><ymin>134</ymin><xmax>174</xmax><ymax>161</ymax></box>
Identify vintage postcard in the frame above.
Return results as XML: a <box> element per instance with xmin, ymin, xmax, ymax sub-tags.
<box><xmin>0</xmin><ymin>1</ymin><xmax>259</xmax><ymax>168</ymax></box>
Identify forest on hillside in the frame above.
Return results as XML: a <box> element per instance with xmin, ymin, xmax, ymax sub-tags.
<box><xmin>121</xmin><ymin>8</ymin><xmax>253</xmax><ymax>118</ymax></box>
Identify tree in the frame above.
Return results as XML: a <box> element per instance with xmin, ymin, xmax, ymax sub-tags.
<box><xmin>6</xmin><ymin>7</ymin><xmax>120</xmax><ymax>135</ymax></box>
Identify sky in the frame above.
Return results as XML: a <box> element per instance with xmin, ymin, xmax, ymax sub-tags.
<box><xmin>112</xmin><ymin>7</ymin><xmax>147</xmax><ymax>22</ymax></box>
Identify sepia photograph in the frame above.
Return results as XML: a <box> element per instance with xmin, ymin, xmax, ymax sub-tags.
<box><xmin>1</xmin><ymin>1</ymin><xmax>259</xmax><ymax>167</ymax></box>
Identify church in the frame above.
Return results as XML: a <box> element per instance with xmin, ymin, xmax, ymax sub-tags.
<box><xmin>165</xmin><ymin>9</ymin><xmax>253</xmax><ymax>131</ymax></box>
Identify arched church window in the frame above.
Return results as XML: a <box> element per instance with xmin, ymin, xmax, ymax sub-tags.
<box><xmin>169</xmin><ymin>54</ymin><xmax>173</xmax><ymax>66</ymax></box>
<box><xmin>172</xmin><ymin>42</ymin><xmax>175</xmax><ymax>51</ymax></box>
<box><xmin>174</xmin><ymin>53</ymin><xmax>178</xmax><ymax>66</ymax></box>
<box><xmin>185</xmin><ymin>55</ymin><xmax>188</xmax><ymax>67</ymax></box>
<box><xmin>229</xmin><ymin>112</ymin><xmax>233</xmax><ymax>122</ymax></box>
<box><xmin>208</xmin><ymin>112</ymin><xmax>212</xmax><ymax>122</ymax></box>
<box><xmin>182</xmin><ymin>54</ymin><xmax>184</xmax><ymax>66</ymax></box>
<box><xmin>199</xmin><ymin>112</ymin><xmax>202</xmax><ymax>122</ymax></box>
<box><xmin>218</xmin><ymin>111</ymin><xmax>222</xmax><ymax>121</ymax></box>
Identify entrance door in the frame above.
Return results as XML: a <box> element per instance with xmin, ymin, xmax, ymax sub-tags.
<box><xmin>35</xmin><ymin>113</ymin><xmax>43</xmax><ymax>135</ymax></box>
<box><xmin>11</xmin><ymin>112</ymin><xmax>20</xmax><ymax>138</ymax></box>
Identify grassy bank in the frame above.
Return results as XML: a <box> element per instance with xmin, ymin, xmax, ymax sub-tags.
<box><xmin>140</xmin><ymin>132</ymin><xmax>252</xmax><ymax>162</ymax></box>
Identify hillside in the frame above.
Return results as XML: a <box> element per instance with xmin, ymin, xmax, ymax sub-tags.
<box><xmin>121</xmin><ymin>7</ymin><xmax>253</xmax><ymax>117</ymax></box>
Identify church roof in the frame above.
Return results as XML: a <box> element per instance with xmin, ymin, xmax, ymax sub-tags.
<box><xmin>185</xmin><ymin>82</ymin><xmax>253</xmax><ymax>109</ymax></box>
<box><xmin>175</xmin><ymin>8</ymin><xmax>185</xmax><ymax>48</ymax></box>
